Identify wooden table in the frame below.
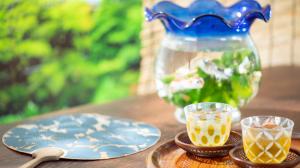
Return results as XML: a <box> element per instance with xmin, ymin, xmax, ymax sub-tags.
<box><xmin>0</xmin><ymin>66</ymin><xmax>300</xmax><ymax>168</ymax></box>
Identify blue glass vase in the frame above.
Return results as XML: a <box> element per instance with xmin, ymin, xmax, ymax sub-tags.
<box><xmin>145</xmin><ymin>0</ymin><xmax>271</xmax><ymax>123</ymax></box>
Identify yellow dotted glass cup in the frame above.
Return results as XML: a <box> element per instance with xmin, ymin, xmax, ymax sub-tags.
<box><xmin>241</xmin><ymin>116</ymin><xmax>294</xmax><ymax>164</ymax></box>
<box><xmin>184</xmin><ymin>102</ymin><xmax>234</xmax><ymax>147</ymax></box>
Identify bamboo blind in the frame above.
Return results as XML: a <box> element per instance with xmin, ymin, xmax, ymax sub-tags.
<box><xmin>138</xmin><ymin>0</ymin><xmax>300</xmax><ymax>95</ymax></box>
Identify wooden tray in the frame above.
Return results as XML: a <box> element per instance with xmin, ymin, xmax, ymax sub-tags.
<box><xmin>147</xmin><ymin>139</ymin><xmax>238</xmax><ymax>168</ymax></box>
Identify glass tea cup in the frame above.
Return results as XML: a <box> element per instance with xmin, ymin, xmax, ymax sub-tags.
<box><xmin>241</xmin><ymin>116</ymin><xmax>294</xmax><ymax>164</ymax></box>
<box><xmin>184</xmin><ymin>102</ymin><xmax>234</xmax><ymax>147</ymax></box>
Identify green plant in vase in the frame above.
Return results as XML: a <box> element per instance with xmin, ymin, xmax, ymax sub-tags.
<box><xmin>146</xmin><ymin>0</ymin><xmax>271</xmax><ymax>123</ymax></box>
<box><xmin>158</xmin><ymin>48</ymin><xmax>261</xmax><ymax>122</ymax></box>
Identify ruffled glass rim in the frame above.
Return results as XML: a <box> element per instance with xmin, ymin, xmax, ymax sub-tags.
<box><xmin>145</xmin><ymin>0</ymin><xmax>271</xmax><ymax>32</ymax></box>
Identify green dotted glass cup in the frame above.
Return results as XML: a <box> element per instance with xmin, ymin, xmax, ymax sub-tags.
<box><xmin>241</xmin><ymin>116</ymin><xmax>294</xmax><ymax>164</ymax></box>
<box><xmin>184</xmin><ymin>102</ymin><xmax>235</xmax><ymax>147</ymax></box>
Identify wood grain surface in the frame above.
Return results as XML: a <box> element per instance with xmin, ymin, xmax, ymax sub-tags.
<box><xmin>147</xmin><ymin>140</ymin><xmax>239</xmax><ymax>168</ymax></box>
<box><xmin>0</xmin><ymin>66</ymin><xmax>300</xmax><ymax>168</ymax></box>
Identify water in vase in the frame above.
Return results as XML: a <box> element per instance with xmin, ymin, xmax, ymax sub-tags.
<box><xmin>146</xmin><ymin>0</ymin><xmax>271</xmax><ymax>123</ymax></box>
<box><xmin>156</xmin><ymin>35</ymin><xmax>261</xmax><ymax>120</ymax></box>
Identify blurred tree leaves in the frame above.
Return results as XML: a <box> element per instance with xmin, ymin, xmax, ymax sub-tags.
<box><xmin>0</xmin><ymin>0</ymin><xmax>142</xmax><ymax>123</ymax></box>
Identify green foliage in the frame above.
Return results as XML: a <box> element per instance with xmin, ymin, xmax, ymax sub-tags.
<box><xmin>0</xmin><ymin>0</ymin><xmax>142</xmax><ymax>123</ymax></box>
<box><xmin>161</xmin><ymin>49</ymin><xmax>261</xmax><ymax>108</ymax></box>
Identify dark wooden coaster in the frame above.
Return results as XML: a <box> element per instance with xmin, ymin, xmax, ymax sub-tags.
<box><xmin>175</xmin><ymin>131</ymin><xmax>241</xmax><ymax>158</ymax></box>
<box><xmin>147</xmin><ymin>139</ymin><xmax>238</xmax><ymax>168</ymax></box>
<box><xmin>229</xmin><ymin>146</ymin><xmax>300</xmax><ymax>168</ymax></box>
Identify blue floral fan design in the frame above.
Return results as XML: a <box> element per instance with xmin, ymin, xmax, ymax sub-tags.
<box><xmin>2</xmin><ymin>113</ymin><xmax>161</xmax><ymax>160</ymax></box>
<box><xmin>145</xmin><ymin>0</ymin><xmax>271</xmax><ymax>37</ymax></box>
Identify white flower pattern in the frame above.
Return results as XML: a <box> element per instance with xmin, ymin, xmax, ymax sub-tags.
<box><xmin>2</xmin><ymin>113</ymin><xmax>161</xmax><ymax>160</ymax></box>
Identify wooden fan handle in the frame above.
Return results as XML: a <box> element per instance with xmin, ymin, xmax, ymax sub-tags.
<box><xmin>19</xmin><ymin>147</ymin><xmax>64</xmax><ymax>168</ymax></box>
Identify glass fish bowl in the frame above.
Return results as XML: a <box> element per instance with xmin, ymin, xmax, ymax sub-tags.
<box><xmin>145</xmin><ymin>0</ymin><xmax>271</xmax><ymax>123</ymax></box>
